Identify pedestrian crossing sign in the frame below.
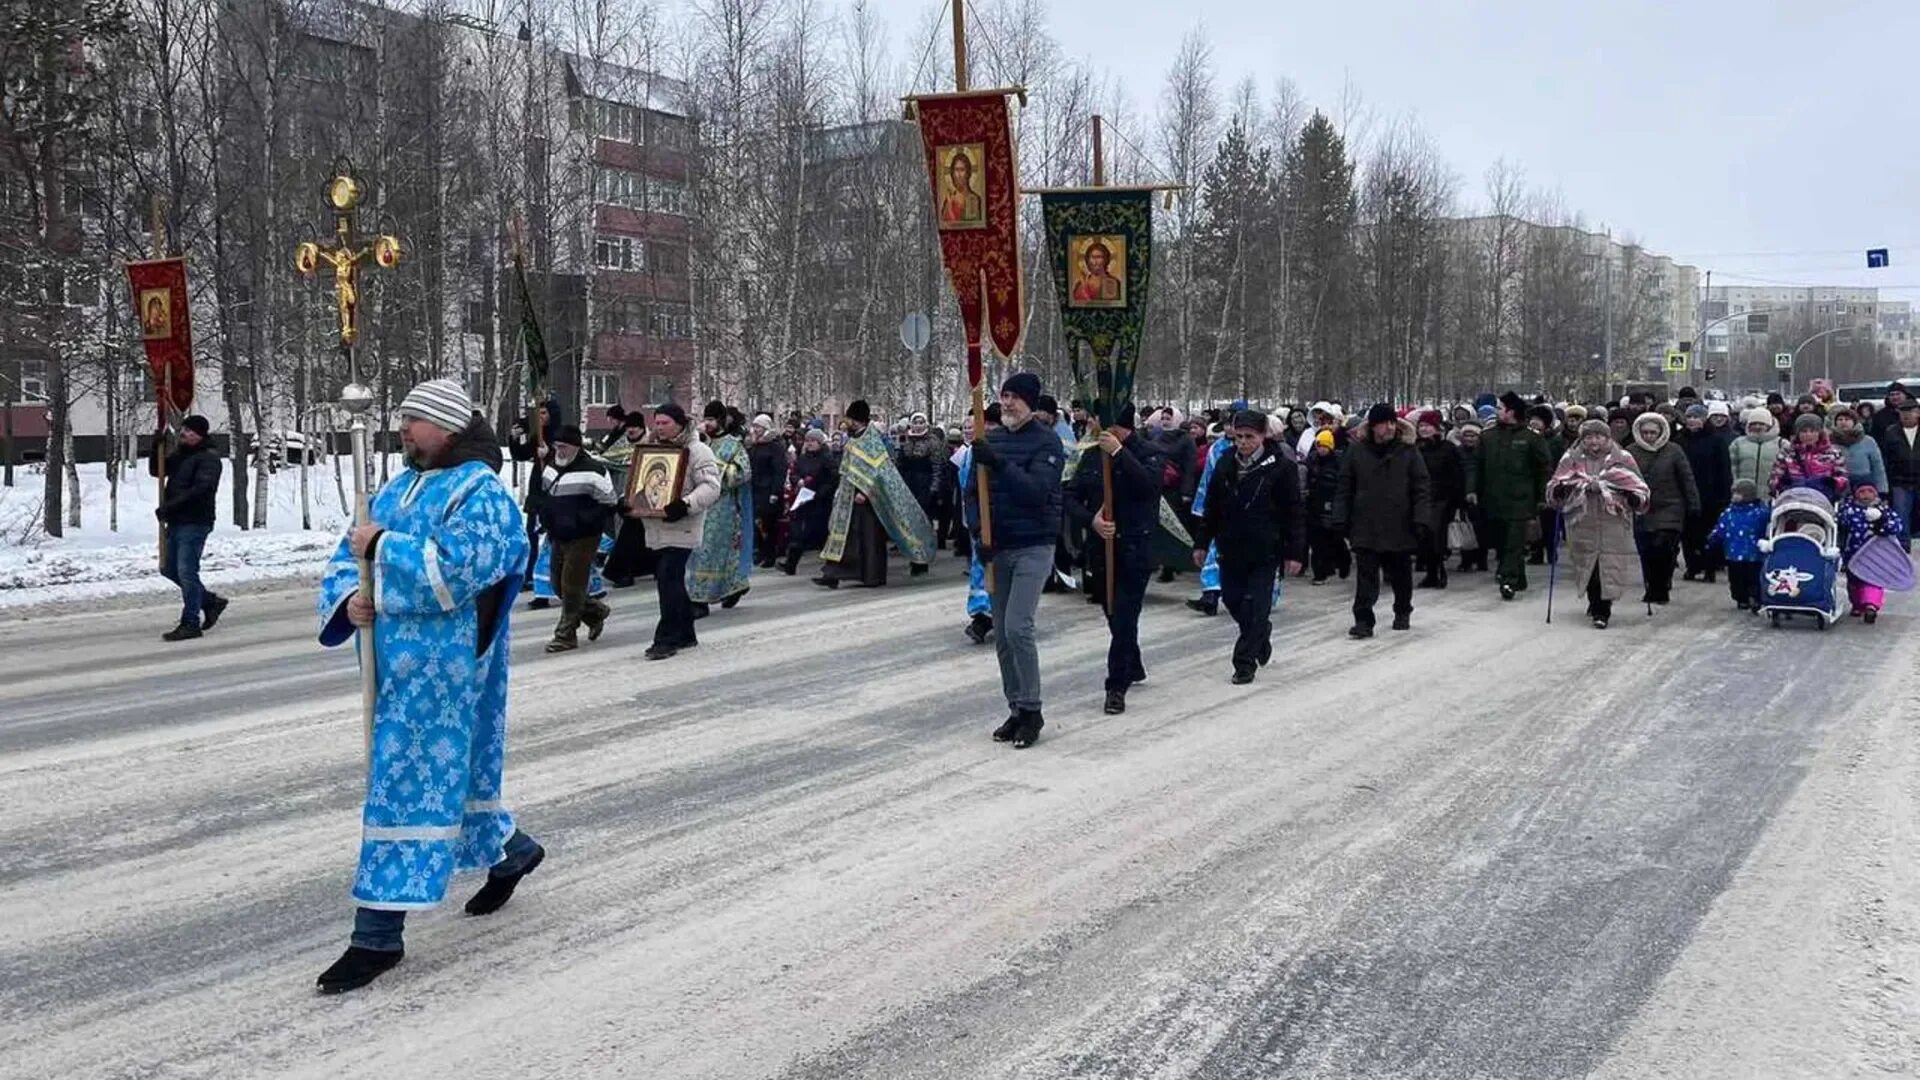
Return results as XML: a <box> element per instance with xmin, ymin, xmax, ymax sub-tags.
<box><xmin>1665</xmin><ymin>351</ymin><xmax>1689</xmax><ymax>372</ymax></box>
<box><xmin>1775</xmin><ymin>352</ymin><xmax>1794</xmax><ymax>369</ymax></box>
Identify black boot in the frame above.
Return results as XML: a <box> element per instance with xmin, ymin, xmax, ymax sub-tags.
<box><xmin>1231</xmin><ymin>668</ymin><xmax>1255</xmax><ymax>685</ymax></box>
<box><xmin>201</xmin><ymin>594</ymin><xmax>229</xmax><ymax>630</ymax></box>
<box><xmin>1392</xmin><ymin>613</ymin><xmax>1411</xmax><ymax>631</ymax></box>
<box><xmin>316</xmin><ymin>946</ymin><xmax>403</xmax><ymax>995</ymax></box>
<box><xmin>691</xmin><ymin>602</ymin><xmax>710</xmax><ymax>620</ymax></box>
<box><xmin>1012</xmin><ymin>709</ymin><xmax>1044</xmax><ymax>749</ymax></box>
<box><xmin>1185</xmin><ymin>591</ymin><xmax>1219</xmax><ymax>616</ymax></box>
<box><xmin>811</xmin><ymin>576</ymin><xmax>839</xmax><ymax>590</ymax></box>
<box><xmin>991</xmin><ymin>712</ymin><xmax>1019</xmax><ymax>742</ymax></box>
<box><xmin>1417</xmin><ymin>573</ymin><xmax>1440</xmax><ymax>589</ymax></box>
<box><xmin>964</xmin><ymin>613</ymin><xmax>993</xmax><ymax>644</ymax></box>
<box><xmin>909</xmin><ymin>562</ymin><xmax>929</xmax><ymax>577</ymax></box>
<box><xmin>162</xmin><ymin>621</ymin><xmax>202</xmax><ymax>642</ymax></box>
<box><xmin>720</xmin><ymin>587</ymin><xmax>748</xmax><ymax>609</ymax></box>
<box><xmin>1158</xmin><ymin>567</ymin><xmax>1177</xmax><ymax>584</ymax></box>
<box><xmin>464</xmin><ymin>839</ymin><xmax>546</xmax><ymax>916</ymax></box>
<box><xmin>780</xmin><ymin>554</ymin><xmax>799</xmax><ymax>576</ymax></box>
<box><xmin>1103</xmin><ymin>689</ymin><xmax>1126</xmax><ymax>715</ymax></box>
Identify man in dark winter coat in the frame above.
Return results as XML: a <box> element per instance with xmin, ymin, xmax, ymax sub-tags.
<box><xmin>1470</xmin><ymin>391</ymin><xmax>1551</xmax><ymax>600</ymax></box>
<box><xmin>1193</xmin><ymin>409</ymin><xmax>1306</xmax><ymax>684</ymax></box>
<box><xmin>1870</xmin><ymin>382</ymin><xmax>1910</xmax><ymax>442</ymax></box>
<box><xmin>1677</xmin><ymin>404</ymin><xmax>1734</xmax><ymax>582</ymax></box>
<box><xmin>1333</xmin><ymin>405</ymin><xmax>1432</xmax><ymax>638</ymax></box>
<box><xmin>1413</xmin><ymin>410</ymin><xmax>1464</xmax><ymax>588</ymax></box>
<box><xmin>509</xmin><ymin>397</ymin><xmax>563</xmax><ymax>597</ymax></box>
<box><xmin>1068</xmin><ymin>404</ymin><xmax>1164</xmax><ymax>713</ymax></box>
<box><xmin>152</xmin><ymin>414</ymin><xmax>229</xmax><ymax>641</ymax></box>
<box><xmin>535</xmin><ymin>426</ymin><xmax>616</xmax><ymax>651</ymax></box>
<box><xmin>1879</xmin><ymin>397</ymin><xmax>1920</xmax><ymax>549</ymax></box>
<box><xmin>968</xmin><ymin>373</ymin><xmax>1065</xmax><ymax>749</ymax></box>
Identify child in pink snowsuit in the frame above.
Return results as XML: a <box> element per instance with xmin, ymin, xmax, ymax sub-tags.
<box><xmin>1837</xmin><ymin>480</ymin><xmax>1905</xmax><ymax>623</ymax></box>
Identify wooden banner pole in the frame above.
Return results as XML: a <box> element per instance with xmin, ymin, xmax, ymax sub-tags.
<box><xmin>151</xmin><ymin>196</ymin><xmax>168</xmax><ymax>573</ymax></box>
<box><xmin>1091</xmin><ymin>115</ymin><xmax>1117</xmax><ymax>612</ymax></box>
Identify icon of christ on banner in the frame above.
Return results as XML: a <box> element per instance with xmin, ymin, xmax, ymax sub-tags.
<box><xmin>936</xmin><ymin>143</ymin><xmax>987</xmax><ymax>230</ymax></box>
<box><xmin>1068</xmin><ymin>234</ymin><xmax>1127</xmax><ymax>309</ymax></box>
<box><xmin>140</xmin><ymin>288</ymin><xmax>173</xmax><ymax>339</ymax></box>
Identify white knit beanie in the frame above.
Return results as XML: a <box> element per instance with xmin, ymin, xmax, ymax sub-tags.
<box><xmin>397</xmin><ymin>378</ymin><xmax>472</xmax><ymax>432</ymax></box>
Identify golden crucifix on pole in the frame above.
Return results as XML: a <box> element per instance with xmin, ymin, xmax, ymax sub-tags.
<box><xmin>295</xmin><ymin>172</ymin><xmax>403</xmax><ymax>346</ymax></box>
<box><xmin>294</xmin><ymin>165</ymin><xmax>401</xmax><ymax>762</ymax></box>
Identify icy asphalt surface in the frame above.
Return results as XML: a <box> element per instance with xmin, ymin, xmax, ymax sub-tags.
<box><xmin>2</xmin><ymin>557</ymin><xmax>1916</xmax><ymax>1079</ymax></box>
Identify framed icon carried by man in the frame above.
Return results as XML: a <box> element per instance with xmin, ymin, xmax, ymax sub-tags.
<box><xmin>139</xmin><ymin>288</ymin><xmax>173</xmax><ymax>340</ymax></box>
<box><xmin>1067</xmin><ymin>234</ymin><xmax>1127</xmax><ymax>309</ymax></box>
<box><xmin>626</xmin><ymin>445</ymin><xmax>689</xmax><ymax>518</ymax></box>
<box><xmin>935</xmin><ymin>143</ymin><xmax>987</xmax><ymax>230</ymax></box>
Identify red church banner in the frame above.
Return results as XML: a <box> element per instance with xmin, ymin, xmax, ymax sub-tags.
<box><xmin>126</xmin><ymin>257</ymin><xmax>194</xmax><ymax>413</ymax></box>
<box><xmin>910</xmin><ymin>90</ymin><xmax>1025</xmax><ymax>382</ymax></box>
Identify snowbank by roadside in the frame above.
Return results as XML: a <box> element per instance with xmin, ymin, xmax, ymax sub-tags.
<box><xmin>0</xmin><ymin>460</ymin><xmax>354</xmax><ymax>608</ymax></box>
<box><xmin>0</xmin><ymin>455</ymin><xmax>546</xmax><ymax>609</ymax></box>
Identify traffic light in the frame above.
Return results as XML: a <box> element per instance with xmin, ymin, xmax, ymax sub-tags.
<box><xmin>1704</xmin><ymin>367</ymin><xmax>1716</xmax><ymax>382</ymax></box>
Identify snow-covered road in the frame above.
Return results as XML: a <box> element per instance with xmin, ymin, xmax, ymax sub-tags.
<box><xmin>3</xmin><ymin>561</ymin><xmax>1915</xmax><ymax>1079</ymax></box>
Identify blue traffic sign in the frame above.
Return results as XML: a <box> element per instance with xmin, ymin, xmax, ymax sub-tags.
<box><xmin>1868</xmin><ymin>248</ymin><xmax>1890</xmax><ymax>268</ymax></box>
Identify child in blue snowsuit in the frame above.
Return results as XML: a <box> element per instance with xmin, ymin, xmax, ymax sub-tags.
<box><xmin>1707</xmin><ymin>477</ymin><xmax>1770</xmax><ymax>612</ymax></box>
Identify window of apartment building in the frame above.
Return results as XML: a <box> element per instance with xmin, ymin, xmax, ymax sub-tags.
<box><xmin>465</xmin><ymin>300</ymin><xmax>490</xmax><ymax>334</ymax></box>
<box><xmin>582</xmin><ymin>370</ymin><xmax>621</xmax><ymax>406</ymax></box>
<box><xmin>648</xmin><ymin>305</ymin><xmax>692</xmax><ymax>339</ymax></box>
<box><xmin>647</xmin><ymin>112</ymin><xmax>690</xmax><ymax>151</ymax></box>
<box><xmin>595</xmin><ymin>167</ymin><xmax>690</xmax><ymax>218</ymax></box>
<box><xmin>16</xmin><ymin>358</ymin><xmax>47</xmax><ymax>399</ymax></box>
<box><xmin>592</xmin><ymin>100</ymin><xmax>639</xmax><ymax>143</ymax></box>
<box><xmin>647</xmin><ymin>179</ymin><xmax>689</xmax><ymax>216</ymax></box>
<box><xmin>645</xmin><ymin>375</ymin><xmax>674</xmax><ymax>403</ymax></box>
<box><xmin>593</xmin><ymin>234</ymin><xmax>642</xmax><ymax>271</ymax></box>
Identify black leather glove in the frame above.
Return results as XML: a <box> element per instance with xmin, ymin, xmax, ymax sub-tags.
<box><xmin>971</xmin><ymin>439</ymin><xmax>999</xmax><ymax>468</ymax></box>
<box><xmin>663</xmin><ymin>499</ymin><xmax>689</xmax><ymax>523</ymax></box>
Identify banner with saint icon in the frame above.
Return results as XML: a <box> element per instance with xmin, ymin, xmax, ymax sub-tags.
<box><xmin>126</xmin><ymin>257</ymin><xmax>194</xmax><ymax>413</ymax></box>
<box><xmin>1041</xmin><ymin>189</ymin><xmax>1154</xmax><ymax>426</ymax></box>
<box><xmin>908</xmin><ymin>90</ymin><xmax>1025</xmax><ymax>368</ymax></box>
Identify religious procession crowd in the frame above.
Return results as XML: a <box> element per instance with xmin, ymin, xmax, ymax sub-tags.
<box><xmin>137</xmin><ymin>371</ymin><xmax>1918</xmax><ymax>993</ymax></box>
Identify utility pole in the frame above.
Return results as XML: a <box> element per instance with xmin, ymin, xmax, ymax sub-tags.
<box><xmin>1602</xmin><ymin>250</ymin><xmax>1613</xmax><ymax>380</ymax></box>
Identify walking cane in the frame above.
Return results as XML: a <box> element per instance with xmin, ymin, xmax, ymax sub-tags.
<box><xmin>1544</xmin><ymin>508</ymin><xmax>1563</xmax><ymax>624</ymax></box>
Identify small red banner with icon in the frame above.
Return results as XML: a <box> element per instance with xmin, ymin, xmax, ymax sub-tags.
<box><xmin>127</xmin><ymin>257</ymin><xmax>194</xmax><ymax>414</ymax></box>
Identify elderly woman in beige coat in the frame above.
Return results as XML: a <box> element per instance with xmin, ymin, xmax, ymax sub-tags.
<box><xmin>1547</xmin><ymin>420</ymin><xmax>1650</xmax><ymax>629</ymax></box>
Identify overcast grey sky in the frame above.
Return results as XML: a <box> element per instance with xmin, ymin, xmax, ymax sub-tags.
<box><xmin>1026</xmin><ymin>0</ymin><xmax>1919</xmax><ymax>295</ymax></box>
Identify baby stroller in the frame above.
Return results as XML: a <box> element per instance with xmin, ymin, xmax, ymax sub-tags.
<box><xmin>1756</xmin><ymin>487</ymin><xmax>1845</xmax><ymax>629</ymax></box>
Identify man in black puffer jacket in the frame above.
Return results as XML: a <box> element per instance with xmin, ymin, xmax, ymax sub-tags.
<box><xmin>535</xmin><ymin>425</ymin><xmax>616</xmax><ymax>652</ymax></box>
<box><xmin>1193</xmin><ymin>409</ymin><xmax>1306</xmax><ymax>684</ymax></box>
<box><xmin>1333</xmin><ymin>405</ymin><xmax>1432</xmax><ymax>639</ymax></box>
<box><xmin>966</xmin><ymin>372</ymin><xmax>1065</xmax><ymax>749</ymax></box>
<box><xmin>152</xmin><ymin>414</ymin><xmax>229</xmax><ymax>641</ymax></box>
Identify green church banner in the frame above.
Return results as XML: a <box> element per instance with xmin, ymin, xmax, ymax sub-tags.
<box><xmin>1041</xmin><ymin>188</ymin><xmax>1154</xmax><ymax>427</ymax></box>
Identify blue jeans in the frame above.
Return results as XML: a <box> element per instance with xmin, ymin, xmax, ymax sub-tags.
<box><xmin>159</xmin><ymin>523</ymin><xmax>212</xmax><ymax>625</ymax></box>
<box><xmin>351</xmin><ymin>830</ymin><xmax>542</xmax><ymax>951</ymax></box>
<box><xmin>1893</xmin><ymin>486</ymin><xmax>1916</xmax><ymax>551</ymax></box>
